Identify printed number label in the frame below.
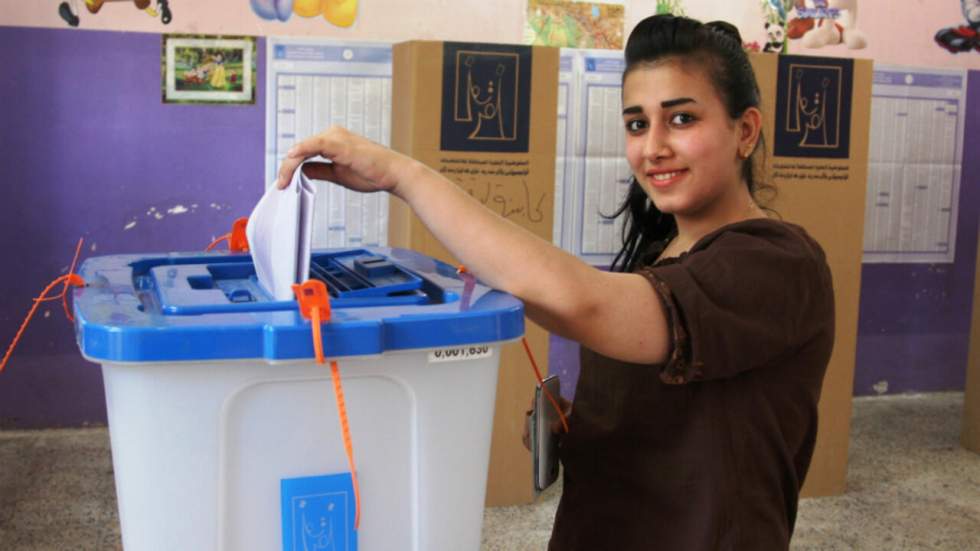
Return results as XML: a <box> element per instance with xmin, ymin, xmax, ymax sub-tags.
<box><xmin>428</xmin><ymin>345</ymin><xmax>493</xmax><ymax>363</ymax></box>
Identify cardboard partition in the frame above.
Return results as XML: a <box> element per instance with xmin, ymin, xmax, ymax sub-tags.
<box><xmin>390</xmin><ymin>40</ymin><xmax>560</xmax><ymax>506</ymax></box>
<box><xmin>962</xmin><ymin>229</ymin><xmax>980</xmax><ymax>453</ymax></box>
<box><xmin>750</xmin><ymin>53</ymin><xmax>872</xmax><ymax>496</ymax></box>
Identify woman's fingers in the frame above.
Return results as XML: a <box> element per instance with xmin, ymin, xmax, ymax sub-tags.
<box><xmin>274</xmin><ymin>126</ymin><xmax>420</xmax><ymax>199</ymax></box>
<box><xmin>300</xmin><ymin>161</ymin><xmax>337</xmax><ymax>181</ymax></box>
<box><xmin>275</xmin><ymin>128</ymin><xmax>347</xmax><ymax>189</ymax></box>
<box><xmin>276</xmin><ymin>126</ymin><xmax>399</xmax><ymax>194</ymax></box>
<box><xmin>276</xmin><ymin>153</ymin><xmax>305</xmax><ymax>189</ymax></box>
<box><xmin>523</xmin><ymin>394</ymin><xmax>571</xmax><ymax>450</ymax></box>
<box><xmin>522</xmin><ymin>397</ymin><xmax>534</xmax><ymax>451</ymax></box>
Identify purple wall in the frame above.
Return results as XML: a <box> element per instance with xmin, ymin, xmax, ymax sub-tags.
<box><xmin>0</xmin><ymin>26</ymin><xmax>266</xmax><ymax>428</ymax></box>
<box><xmin>852</xmin><ymin>71</ymin><xmax>980</xmax><ymax>396</ymax></box>
<box><xmin>0</xmin><ymin>25</ymin><xmax>977</xmax><ymax>427</ymax></box>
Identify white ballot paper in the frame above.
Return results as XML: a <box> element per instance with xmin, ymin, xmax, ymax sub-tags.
<box><xmin>246</xmin><ymin>166</ymin><xmax>317</xmax><ymax>301</ymax></box>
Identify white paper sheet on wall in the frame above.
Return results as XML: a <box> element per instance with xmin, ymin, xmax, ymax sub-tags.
<box><xmin>265</xmin><ymin>38</ymin><xmax>392</xmax><ymax>250</ymax></box>
<box><xmin>862</xmin><ymin>65</ymin><xmax>968</xmax><ymax>264</ymax></box>
<box><xmin>553</xmin><ymin>52</ymin><xmax>574</xmax><ymax>250</ymax></box>
<box><xmin>553</xmin><ymin>49</ymin><xmax>632</xmax><ymax>267</ymax></box>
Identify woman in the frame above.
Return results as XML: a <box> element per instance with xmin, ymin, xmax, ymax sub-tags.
<box><xmin>277</xmin><ymin>14</ymin><xmax>834</xmax><ymax>550</ymax></box>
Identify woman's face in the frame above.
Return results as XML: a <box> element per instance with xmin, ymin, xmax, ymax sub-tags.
<box><xmin>622</xmin><ymin>61</ymin><xmax>752</xmax><ymax>219</ymax></box>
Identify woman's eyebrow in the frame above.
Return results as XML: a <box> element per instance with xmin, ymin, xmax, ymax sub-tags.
<box><xmin>622</xmin><ymin>98</ymin><xmax>696</xmax><ymax>115</ymax></box>
<box><xmin>661</xmin><ymin>97</ymin><xmax>695</xmax><ymax>108</ymax></box>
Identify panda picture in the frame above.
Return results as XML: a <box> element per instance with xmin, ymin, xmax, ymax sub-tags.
<box><xmin>764</xmin><ymin>21</ymin><xmax>786</xmax><ymax>52</ymax></box>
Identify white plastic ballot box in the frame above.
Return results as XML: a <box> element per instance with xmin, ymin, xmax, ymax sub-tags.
<box><xmin>74</xmin><ymin>247</ymin><xmax>524</xmax><ymax>551</ymax></box>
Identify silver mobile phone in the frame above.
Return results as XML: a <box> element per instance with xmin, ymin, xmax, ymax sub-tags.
<box><xmin>531</xmin><ymin>374</ymin><xmax>561</xmax><ymax>494</ymax></box>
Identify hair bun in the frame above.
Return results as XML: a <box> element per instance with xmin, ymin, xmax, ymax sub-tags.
<box><xmin>705</xmin><ymin>20</ymin><xmax>743</xmax><ymax>44</ymax></box>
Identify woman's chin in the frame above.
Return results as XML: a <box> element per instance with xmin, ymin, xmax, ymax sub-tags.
<box><xmin>648</xmin><ymin>198</ymin><xmax>682</xmax><ymax>216</ymax></box>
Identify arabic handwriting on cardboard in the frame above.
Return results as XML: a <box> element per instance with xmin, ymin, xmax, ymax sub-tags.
<box><xmin>466</xmin><ymin>179</ymin><xmax>546</xmax><ymax>223</ymax></box>
<box><xmin>437</xmin><ymin>158</ymin><xmax>546</xmax><ymax>226</ymax></box>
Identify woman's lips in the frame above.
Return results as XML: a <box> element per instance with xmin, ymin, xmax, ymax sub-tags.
<box><xmin>645</xmin><ymin>168</ymin><xmax>687</xmax><ymax>189</ymax></box>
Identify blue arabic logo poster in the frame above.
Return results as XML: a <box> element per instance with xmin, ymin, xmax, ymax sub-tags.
<box><xmin>441</xmin><ymin>42</ymin><xmax>532</xmax><ymax>153</ymax></box>
<box><xmin>774</xmin><ymin>55</ymin><xmax>854</xmax><ymax>159</ymax></box>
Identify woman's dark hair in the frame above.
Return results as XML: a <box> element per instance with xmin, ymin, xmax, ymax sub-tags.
<box><xmin>609</xmin><ymin>14</ymin><xmax>772</xmax><ymax>272</ymax></box>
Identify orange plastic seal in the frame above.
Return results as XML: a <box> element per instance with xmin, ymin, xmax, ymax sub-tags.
<box><xmin>227</xmin><ymin>217</ymin><xmax>249</xmax><ymax>252</ymax></box>
<box><xmin>293</xmin><ymin>279</ymin><xmax>331</xmax><ymax>323</ymax></box>
<box><xmin>293</xmin><ymin>279</ymin><xmax>331</xmax><ymax>363</ymax></box>
<box><xmin>205</xmin><ymin>216</ymin><xmax>250</xmax><ymax>253</ymax></box>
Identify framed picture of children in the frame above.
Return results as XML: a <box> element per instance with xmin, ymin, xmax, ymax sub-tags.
<box><xmin>162</xmin><ymin>35</ymin><xmax>256</xmax><ymax>104</ymax></box>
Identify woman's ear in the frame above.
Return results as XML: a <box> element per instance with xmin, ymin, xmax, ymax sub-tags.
<box><xmin>736</xmin><ymin>107</ymin><xmax>763</xmax><ymax>158</ymax></box>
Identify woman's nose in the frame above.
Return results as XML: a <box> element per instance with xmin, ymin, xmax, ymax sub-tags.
<box><xmin>643</xmin><ymin>125</ymin><xmax>671</xmax><ymax>160</ymax></box>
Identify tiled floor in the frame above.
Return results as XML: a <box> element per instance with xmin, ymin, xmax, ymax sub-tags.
<box><xmin>0</xmin><ymin>427</ymin><xmax>119</xmax><ymax>549</ymax></box>
<box><xmin>1</xmin><ymin>392</ymin><xmax>978</xmax><ymax>550</ymax></box>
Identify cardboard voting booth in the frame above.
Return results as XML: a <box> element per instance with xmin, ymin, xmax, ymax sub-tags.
<box><xmin>750</xmin><ymin>52</ymin><xmax>873</xmax><ymax>496</ymax></box>
<box><xmin>962</xmin><ymin>233</ymin><xmax>980</xmax><ymax>453</ymax></box>
<box><xmin>390</xmin><ymin>40</ymin><xmax>559</xmax><ymax>505</ymax></box>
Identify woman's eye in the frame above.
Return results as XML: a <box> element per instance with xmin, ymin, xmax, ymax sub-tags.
<box><xmin>669</xmin><ymin>112</ymin><xmax>696</xmax><ymax>126</ymax></box>
<box><xmin>625</xmin><ymin>119</ymin><xmax>646</xmax><ymax>133</ymax></box>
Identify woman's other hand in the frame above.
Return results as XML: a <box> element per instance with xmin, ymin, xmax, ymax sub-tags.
<box><xmin>522</xmin><ymin>395</ymin><xmax>572</xmax><ymax>451</ymax></box>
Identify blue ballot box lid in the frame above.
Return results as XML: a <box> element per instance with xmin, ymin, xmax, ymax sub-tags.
<box><xmin>74</xmin><ymin>248</ymin><xmax>524</xmax><ymax>362</ymax></box>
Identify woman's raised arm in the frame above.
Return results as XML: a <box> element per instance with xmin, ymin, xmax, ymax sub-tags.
<box><xmin>275</xmin><ymin>126</ymin><xmax>670</xmax><ymax>365</ymax></box>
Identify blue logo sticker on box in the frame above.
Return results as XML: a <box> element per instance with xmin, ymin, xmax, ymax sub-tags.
<box><xmin>281</xmin><ymin>473</ymin><xmax>358</xmax><ymax>551</ymax></box>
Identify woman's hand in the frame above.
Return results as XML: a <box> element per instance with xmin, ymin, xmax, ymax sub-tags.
<box><xmin>522</xmin><ymin>395</ymin><xmax>572</xmax><ymax>451</ymax></box>
<box><xmin>275</xmin><ymin>126</ymin><xmax>416</xmax><ymax>196</ymax></box>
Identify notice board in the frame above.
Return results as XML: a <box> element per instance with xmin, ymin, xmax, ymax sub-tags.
<box><xmin>390</xmin><ymin>40</ymin><xmax>559</xmax><ymax>506</ymax></box>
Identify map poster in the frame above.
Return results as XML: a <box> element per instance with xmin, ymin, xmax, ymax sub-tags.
<box><xmin>524</xmin><ymin>0</ymin><xmax>624</xmax><ymax>50</ymax></box>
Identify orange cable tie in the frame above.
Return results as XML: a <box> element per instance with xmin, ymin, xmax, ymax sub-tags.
<box><xmin>62</xmin><ymin>238</ymin><xmax>85</xmax><ymax>322</ymax></box>
<box><xmin>205</xmin><ymin>233</ymin><xmax>231</xmax><ymax>252</ymax></box>
<box><xmin>1</xmin><ymin>273</ymin><xmax>85</xmax><ymax>373</ymax></box>
<box><xmin>293</xmin><ymin>280</ymin><xmax>361</xmax><ymax>529</ymax></box>
<box><xmin>310</xmin><ymin>306</ymin><xmax>325</xmax><ymax>364</ymax></box>
<box><xmin>331</xmin><ymin>359</ymin><xmax>362</xmax><ymax>529</ymax></box>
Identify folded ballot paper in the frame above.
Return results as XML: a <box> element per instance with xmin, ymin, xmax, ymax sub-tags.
<box><xmin>245</xmin><ymin>165</ymin><xmax>317</xmax><ymax>301</ymax></box>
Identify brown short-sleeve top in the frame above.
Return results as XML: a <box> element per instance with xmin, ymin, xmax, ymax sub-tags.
<box><xmin>548</xmin><ymin>219</ymin><xmax>835</xmax><ymax>551</ymax></box>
